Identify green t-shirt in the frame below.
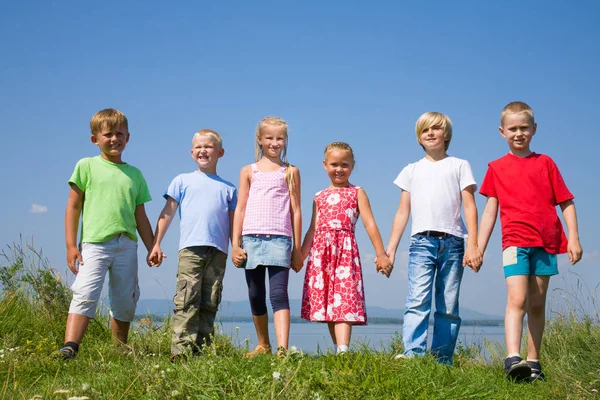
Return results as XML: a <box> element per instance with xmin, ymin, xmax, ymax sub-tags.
<box><xmin>69</xmin><ymin>156</ymin><xmax>152</xmax><ymax>243</ymax></box>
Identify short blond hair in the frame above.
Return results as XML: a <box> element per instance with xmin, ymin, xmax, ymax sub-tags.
<box><xmin>192</xmin><ymin>129</ymin><xmax>222</xmax><ymax>147</ymax></box>
<box><xmin>90</xmin><ymin>108</ymin><xmax>128</xmax><ymax>136</ymax></box>
<box><xmin>415</xmin><ymin>112</ymin><xmax>452</xmax><ymax>151</ymax></box>
<box><xmin>501</xmin><ymin>101</ymin><xmax>535</xmax><ymax>125</ymax></box>
<box><xmin>324</xmin><ymin>142</ymin><xmax>355</xmax><ymax>162</ymax></box>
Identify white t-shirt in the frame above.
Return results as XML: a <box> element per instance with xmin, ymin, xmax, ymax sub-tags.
<box><xmin>393</xmin><ymin>156</ymin><xmax>477</xmax><ymax>238</ymax></box>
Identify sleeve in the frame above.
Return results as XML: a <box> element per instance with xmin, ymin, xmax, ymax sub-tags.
<box><xmin>229</xmin><ymin>186</ymin><xmax>238</xmax><ymax>211</ymax></box>
<box><xmin>68</xmin><ymin>158</ymin><xmax>89</xmax><ymax>192</ymax></box>
<box><xmin>136</xmin><ymin>171</ymin><xmax>152</xmax><ymax>205</ymax></box>
<box><xmin>392</xmin><ymin>164</ymin><xmax>412</xmax><ymax>192</ymax></box>
<box><xmin>546</xmin><ymin>157</ymin><xmax>574</xmax><ymax>205</ymax></box>
<box><xmin>478</xmin><ymin>165</ymin><xmax>497</xmax><ymax>198</ymax></box>
<box><xmin>459</xmin><ymin>160</ymin><xmax>477</xmax><ymax>191</ymax></box>
<box><xmin>164</xmin><ymin>175</ymin><xmax>183</xmax><ymax>203</ymax></box>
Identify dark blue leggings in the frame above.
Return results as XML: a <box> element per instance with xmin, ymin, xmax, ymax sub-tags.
<box><xmin>244</xmin><ymin>266</ymin><xmax>290</xmax><ymax>315</ymax></box>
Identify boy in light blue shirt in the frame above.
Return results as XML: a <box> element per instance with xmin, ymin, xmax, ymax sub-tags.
<box><xmin>149</xmin><ymin>129</ymin><xmax>237</xmax><ymax>359</ymax></box>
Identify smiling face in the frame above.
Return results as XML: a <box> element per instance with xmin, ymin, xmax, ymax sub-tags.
<box><xmin>500</xmin><ymin>112</ymin><xmax>536</xmax><ymax>156</ymax></box>
<box><xmin>91</xmin><ymin>124</ymin><xmax>130</xmax><ymax>163</ymax></box>
<box><xmin>323</xmin><ymin>148</ymin><xmax>355</xmax><ymax>187</ymax></box>
<box><xmin>418</xmin><ymin>124</ymin><xmax>447</xmax><ymax>152</ymax></box>
<box><xmin>191</xmin><ymin>134</ymin><xmax>224</xmax><ymax>173</ymax></box>
<box><xmin>258</xmin><ymin>124</ymin><xmax>287</xmax><ymax>160</ymax></box>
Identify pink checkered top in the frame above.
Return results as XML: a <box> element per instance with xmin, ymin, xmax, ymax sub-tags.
<box><xmin>242</xmin><ymin>163</ymin><xmax>292</xmax><ymax>237</ymax></box>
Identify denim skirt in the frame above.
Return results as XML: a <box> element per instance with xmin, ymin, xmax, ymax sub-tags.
<box><xmin>241</xmin><ymin>234</ymin><xmax>292</xmax><ymax>270</ymax></box>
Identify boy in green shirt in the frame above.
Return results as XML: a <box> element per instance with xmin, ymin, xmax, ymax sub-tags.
<box><xmin>58</xmin><ymin>108</ymin><xmax>155</xmax><ymax>359</ymax></box>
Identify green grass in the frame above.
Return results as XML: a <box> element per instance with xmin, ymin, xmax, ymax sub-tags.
<box><xmin>1</xmin><ymin>242</ymin><xmax>599</xmax><ymax>399</ymax></box>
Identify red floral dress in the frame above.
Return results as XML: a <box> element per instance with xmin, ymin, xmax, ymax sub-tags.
<box><xmin>301</xmin><ymin>185</ymin><xmax>367</xmax><ymax>325</ymax></box>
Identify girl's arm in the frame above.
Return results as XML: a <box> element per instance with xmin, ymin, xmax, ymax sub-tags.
<box><xmin>560</xmin><ymin>199</ymin><xmax>582</xmax><ymax>264</ymax></box>
<box><xmin>231</xmin><ymin>165</ymin><xmax>251</xmax><ymax>267</ymax></box>
<box><xmin>148</xmin><ymin>197</ymin><xmax>179</xmax><ymax>267</ymax></box>
<box><xmin>301</xmin><ymin>200</ymin><xmax>317</xmax><ymax>261</ymax></box>
<box><xmin>477</xmin><ymin>196</ymin><xmax>499</xmax><ymax>255</ymax></box>
<box><xmin>289</xmin><ymin>166</ymin><xmax>303</xmax><ymax>272</ymax></box>
<box><xmin>385</xmin><ymin>190</ymin><xmax>411</xmax><ymax>266</ymax></box>
<box><xmin>65</xmin><ymin>185</ymin><xmax>84</xmax><ymax>275</ymax></box>
<box><xmin>357</xmin><ymin>187</ymin><xmax>392</xmax><ymax>277</ymax></box>
<box><xmin>461</xmin><ymin>185</ymin><xmax>482</xmax><ymax>272</ymax></box>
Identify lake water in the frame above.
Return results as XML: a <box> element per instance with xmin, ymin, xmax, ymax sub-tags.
<box><xmin>216</xmin><ymin>320</ymin><xmax>505</xmax><ymax>356</ymax></box>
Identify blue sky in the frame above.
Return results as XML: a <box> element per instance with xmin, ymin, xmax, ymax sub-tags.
<box><xmin>1</xmin><ymin>1</ymin><xmax>598</xmax><ymax>317</ymax></box>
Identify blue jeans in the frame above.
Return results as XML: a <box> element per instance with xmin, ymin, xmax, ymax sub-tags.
<box><xmin>402</xmin><ymin>234</ymin><xmax>465</xmax><ymax>365</ymax></box>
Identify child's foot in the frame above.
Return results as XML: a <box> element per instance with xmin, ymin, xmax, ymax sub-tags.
<box><xmin>504</xmin><ymin>356</ymin><xmax>531</xmax><ymax>382</ymax></box>
<box><xmin>527</xmin><ymin>360</ymin><xmax>546</xmax><ymax>382</ymax></box>
<box><xmin>54</xmin><ymin>345</ymin><xmax>78</xmax><ymax>361</ymax></box>
<box><xmin>244</xmin><ymin>344</ymin><xmax>272</xmax><ymax>358</ymax></box>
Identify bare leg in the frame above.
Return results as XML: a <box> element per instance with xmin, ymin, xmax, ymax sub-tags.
<box><xmin>273</xmin><ymin>309</ymin><xmax>290</xmax><ymax>350</ymax></box>
<box><xmin>64</xmin><ymin>313</ymin><xmax>91</xmax><ymax>344</ymax></box>
<box><xmin>110</xmin><ymin>317</ymin><xmax>130</xmax><ymax>345</ymax></box>
<box><xmin>327</xmin><ymin>322</ymin><xmax>336</xmax><ymax>345</ymax></box>
<box><xmin>504</xmin><ymin>276</ymin><xmax>529</xmax><ymax>355</ymax></box>
<box><xmin>526</xmin><ymin>275</ymin><xmax>550</xmax><ymax>360</ymax></box>
<box><xmin>252</xmin><ymin>313</ymin><xmax>271</xmax><ymax>347</ymax></box>
<box><xmin>334</xmin><ymin>322</ymin><xmax>352</xmax><ymax>347</ymax></box>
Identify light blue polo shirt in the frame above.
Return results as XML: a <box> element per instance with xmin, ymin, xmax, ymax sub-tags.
<box><xmin>165</xmin><ymin>171</ymin><xmax>237</xmax><ymax>254</ymax></box>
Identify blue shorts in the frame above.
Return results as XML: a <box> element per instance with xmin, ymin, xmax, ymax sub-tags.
<box><xmin>502</xmin><ymin>246</ymin><xmax>558</xmax><ymax>278</ymax></box>
<box><xmin>241</xmin><ymin>234</ymin><xmax>292</xmax><ymax>270</ymax></box>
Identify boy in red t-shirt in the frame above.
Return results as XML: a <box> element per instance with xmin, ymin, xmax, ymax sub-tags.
<box><xmin>478</xmin><ymin>101</ymin><xmax>582</xmax><ymax>382</ymax></box>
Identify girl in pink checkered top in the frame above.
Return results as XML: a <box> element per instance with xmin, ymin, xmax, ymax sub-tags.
<box><xmin>231</xmin><ymin>116</ymin><xmax>302</xmax><ymax>357</ymax></box>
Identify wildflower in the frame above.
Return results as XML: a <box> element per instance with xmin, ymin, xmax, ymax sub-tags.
<box><xmin>81</xmin><ymin>383</ymin><xmax>90</xmax><ymax>391</ymax></box>
<box><xmin>171</xmin><ymin>390</ymin><xmax>180</xmax><ymax>396</ymax></box>
<box><xmin>153</xmin><ymin>364</ymin><xmax>160</xmax><ymax>369</ymax></box>
<box><xmin>272</xmin><ymin>371</ymin><xmax>281</xmax><ymax>380</ymax></box>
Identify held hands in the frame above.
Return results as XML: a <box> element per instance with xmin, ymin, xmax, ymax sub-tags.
<box><xmin>148</xmin><ymin>244</ymin><xmax>166</xmax><ymax>267</ymax></box>
<box><xmin>66</xmin><ymin>245</ymin><xmax>83</xmax><ymax>275</ymax></box>
<box><xmin>375</xmin><ymin>253</ymin><xmax>393</xmax><ymax>278</ymax></box>
<box><xmin>567</xmin><ymin>238</ymin><xmax>583</xmax><ymax>265</ymax></box>
<box><xmin>231</xmin><ymin>246</ymin><xmax>247</xmax><ymax>268</ymax></box>
<box><xmin>291</xmin><ymin>248</ymin><xmax>304</xmax><ymax>273</ymax></box>
<box><xmin>463</xmin><ymin>244</ymin><xmax>483</xmax><ymax>272</ymax></box>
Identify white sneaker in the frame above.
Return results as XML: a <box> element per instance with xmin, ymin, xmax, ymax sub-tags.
<box><xmin>394</xmin><ymin>353</ymin><xmax>409</xmax><ymax>360</ymax></box>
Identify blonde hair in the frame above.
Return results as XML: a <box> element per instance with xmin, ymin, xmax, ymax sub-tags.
<box><xmin>192</xmin><ymin>129</ymin><xmax>222</xmax><ymax>147</ymax></box>
<box><xmin>255</xmin><ymin>116</ymin><xmax>296</xmax><ymax>195</ymax></box>
<box><xmin>415</xmin><ymin>112</ymin><xmax>452</xmax><ymax>151</ymax></box>
<box><xmin>501</xmin><ymin>101</ymin><xmax>535</xmax><ymax>125</ymax></box>
<box><xmin>90</xmin><ymin>108</ymin><xmax>128</xmax><ymax>136</ymax></box>
<box><xmin>324</xmin><ymin>142</ymin><xmax>355</xmax><ymax>162</ymax></box>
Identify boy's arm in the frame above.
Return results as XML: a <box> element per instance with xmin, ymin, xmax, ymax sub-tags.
<box><xmin>462</xmin><ymin>185</ymin><xmax>482</xmax><ymax>272</ymax></box>
<box><xmin>560</xmin><ymin>199</ymin><xmax>582</xmax><ymax>264</ymax></box>
<box><xmin>65</xmin><ymin>184</ymin><xmax>85</xmax><ymax>275</ymax></box>
<box><xmin>148</xmin><ymin>197</ymin><xmax>179</xmax><ymax>267</ymax></box>
<box><xmin>301</xmin><ymin>200</ymin><xmax>317</xmax><ymax>261</ymax></box>
<box><xmin>385</xmin><ymin>190</ymin><xmax>411</xmax><ymax>266</ymax></box>
<box><xmin>289</xmin><ymin>166</ymin><xmax>303</xmax><ymax>272</ymax></box>
<box><xmin>231</xmin><ymin>166</ymin><xmax>251</xmax><ymax>267</ymax></box>
<box><xmin>357</xmin><ymin>188</ymin><xmax>392</xmax><ymax>278</ymax></box>
<box><xmin>477</xmin><ymin>196</ymin><xmax>499</xmax><ymax>256</ymax></box>
<box><xmin>135</xmin><ymin>204</ymin><xmax>154</xmax><ymax>258</ymax></box>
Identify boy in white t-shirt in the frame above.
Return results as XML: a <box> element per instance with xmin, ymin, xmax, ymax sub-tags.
<box><xmin>385</xmin><ymin>112</ymin><xmax>482</xmax><ymax>365</ymax></box>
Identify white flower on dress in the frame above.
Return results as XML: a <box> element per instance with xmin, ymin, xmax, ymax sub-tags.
<box><xmin>333</xmin><ymin>293</ymin><xmax>342</xmax><ymax>307</ymax></box>
<box><xmin>308</xmin><ymin>276</ymin><xmax>314</xmax><ymax>288</ymax></box>
<box><xmin>326</xmin><ymin>304</ymin><xmax>333</xmax><ymax>318</ymax></box>
<box><xmin>343</xmin><ymin>237</ymin><xmax>352</xmax><ymax>250</ymax></box>
<box><xmin>336</xmin><ymin>265</ymin><xmax>351</xmax><ymax>280</ymax></box>
<box><xmin>331</xmin><ymin>244</ymin><xmax>337</xmax><ymax>256</ymax></box>
<box><xmin>313</xmin><ymin>308</ymin><xmax>326</xmax><ymax>320</ymax></box>
<box><xmin>325</xmin><ymin>232</ymin><xmax>331</xmax><ymax>246</ymax></box>
<box><xmin>312</xmin><ymin>251</ymin><xmax>321</xmax><ymax>267</ymax></box>
<box><xmin>324</xmin><ymin>263</ymin><xmax>333</xmax><ymax>276</ymax></box>
<box><xmin>344</xmin><ymin>312</ymin><xmax>357</xmax><ymax>321</ymax></box>
<box><xmin>357</xmin><ymin>279</ymin><xmax>362</xmax><ymax>293</ymax></box>
<box><xmin>329</xmin><ymin>219</ymin><xmax>342</xmax><ymax>229</ymax></box>
<box><xmin>345</xmin><ymin>208</ymin><xmax>357</xmax><ymax>223</ymax></box>
<box><xmin>354</xmin><ymin>257</ymin><xmax>360</xmax><ymax>266</ymax></box>
<box><xmin>314</xmin><ymin>272</ymin><xmax>324</xmax><ymax>290</ymax></box>
<box><xmin>326</xmin><ymin>193</ymin><xmax>341</xmax><ymax>205</ymax></box>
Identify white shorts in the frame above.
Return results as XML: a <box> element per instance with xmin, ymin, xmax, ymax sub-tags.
<box><xmin>69</xmin><ymin>234</ymin><xmax>140</xmax><ymax>322</ymax></box>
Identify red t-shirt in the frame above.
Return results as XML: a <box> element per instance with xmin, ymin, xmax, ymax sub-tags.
<box><xmin>479</xmin><ymin>153</ymin><xmax>573</xmax><ymax>254</ymax></box>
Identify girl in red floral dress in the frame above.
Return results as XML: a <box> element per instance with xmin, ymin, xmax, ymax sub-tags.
<box><xmin>300</xmin><ymin>142</ymin><xmax>392</xmax><ymax>353</ymax></box>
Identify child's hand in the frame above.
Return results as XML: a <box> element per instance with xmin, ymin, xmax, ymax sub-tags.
<box><xmin>464</xmin><ymin>244</ymin><xmax>483</xmax><ymax>272</ymax></box>
<box><xmin>567</xmin><ymin>238</ymin><xmax>583</xmax><ymax>265</ymax></box>
<box><xmin>291</xmin><ymin>248</ymin><xmax>303</xmax><ymax>273</ymax></box>
<box><xmin>148</xmin><ymin>245</ymin><xmax>166</xmax><ymax>267</ymax></box>
<box><xmin>66</xmin><ymin>245</ymin><xmax>83</xmax><ymax>275</ymax></box>
<box><xmin>375</xmin><ymin>254</ymin><xmax>393</xmax><ymax>278</ymax></box>
<box><xmin>232</xmin><ymin>246</ymin><xmax>247</xmax><ymax>268</ymax></box>
<box><xmin>386</xmin><ymin>249</ymin><xmax>396</xmax><ymax>267</ymax></box>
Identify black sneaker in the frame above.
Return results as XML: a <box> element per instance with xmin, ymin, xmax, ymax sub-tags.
<box><xmin>54</xmin><ymin>345</ymin><xmax>77</xmax><ymax>361</ymax></box>
<box><xmin>527</xmin><ymin>360</ymin><xmax>546</xmax><ymax>382</ymax></box>
<box><xmin>504</xmin><ymin>356</ymin><xmax>531</xmax><ymax>382</ymax></box>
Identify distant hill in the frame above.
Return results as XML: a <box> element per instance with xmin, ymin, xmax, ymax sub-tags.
<box><xmin>136</xmin><ymin>298</ymin><xmax>502</xmax><ymax>321</ymax></box>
